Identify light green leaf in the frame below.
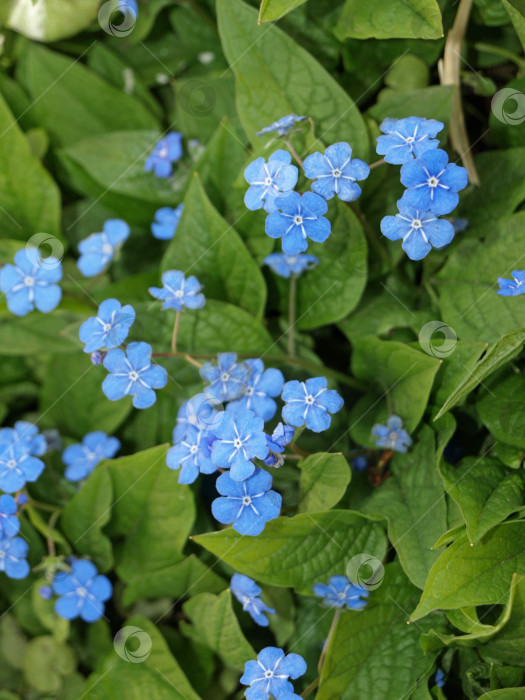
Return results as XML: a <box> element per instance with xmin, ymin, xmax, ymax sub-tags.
<box><xmin>3</xmin><ymin>0</ymin><xmax>100</xmax><ymax>42</ymax></box>
<box><xmin>482</xmin><ymin>574</ymin><xmax>525</xmax><ymax>667</ymax></box>
<box><xmin>369</xmin><ymin>86</ymin><xmax>454</xmax><ymax>128</ymax></box>
<box><xmin>334</xmin><ymin>0</ymin><xmax>443</xmax><ymax>40</ymax></box>
<box><xmin>258</xmin><ymin>0</ymin><xmax>309</xmax><ymax>22</ymax></box>
<box><xmin>0</xmin><ymin>311</ymin><xmax>83</xmax><ymax>355</ymax></box>
<box><xmin>298</xmin><ymin>452</ymin><xmax>351</xmax><ymax>513</ymax></box>
<box><xmin>478</xmin><ymin>691</ymin><xmax>525</xmax><ymax>699</ymax></box>
<box><xmin>502</xmin><ymin>0</ymin><xmax>525</xmax><ymax>52</ymax></box>
<box><xmin>478</xmin><ymin>374</ymin><xmax>525</xmax><ymax>449</ymax></box>
<box><xmin>23</xmin><ymin>636</ymin><xmax>75</xmax><ymax>694</ymax></box>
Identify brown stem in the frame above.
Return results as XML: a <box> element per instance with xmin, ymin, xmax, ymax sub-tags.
<box><xmin>301</xmin><ymin>677</ymin><xmax>320</xmax><ymax>699</ymax></box>
<box><xmin>369</xmin><ymin>157</ymin><xmax>386</xmax><ymax>169</ymax></box>
<box><xmin>171</xmin><ymin>311</ymin><xmax>181</xmax><ymax>353</ymax></box>
<box><xmin>284</xmin><ymin>138</ymin><xmax>304</xmax><ymax>168</ymax></box>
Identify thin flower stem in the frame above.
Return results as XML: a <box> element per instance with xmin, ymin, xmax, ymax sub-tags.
<box><xmin>28</xmin><ymin>500</ymin><xmax>62</xmax><ymax>513</ymax></box>
<box><xmin>284</xmin><ymin>138</ymin><xmax>304</xmax><ymax>168</ymax></box>
<box><xmin>347</xmin><ymin>202</ymin><xmax>392</xmax><ymax>270</ymax></box>
<box><xmin>301</xmin><ymin>677</ymin><xmax>320</xmax><ymax>699</ymax></box>
<box><xmin>318</xmin><ymin>609</ymin><xmax>341</xmax><ymax>673</ymax></box>
<box><xmin>369</xmin><ymin>157</ymin><xmax>386</xmax><ymax>169</ymax></box>
<box><xmin>288</xmin><ymin>275</ymin><xmax>297</xmax><ymax>357</ymax></box>
<box><xmin>46</xmin><ymin>510</ymin><xmax>61</xmax><ymax>558</ymax></box>
<box><xmin>171</xmin><ymin>311</ymin><xmax>181</xmax><ymax>353</ymax></box>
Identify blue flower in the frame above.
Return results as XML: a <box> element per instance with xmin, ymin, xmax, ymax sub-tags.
<box><xmin>0</xmin><ymin>421</ymin><xmax>47</xmax><ymax>457</ymax></box>
<box><xmin>62</xmin><ymin>431</ymin><xmax>120</xmax><ymax>482</ymax></box>
<box><xmin>151</xmin><ymin>205</ymin><xmax>183</xmax><ymax>240</ymax></box>
<box><xmin>380</xmin><ymin>201</ymin><xmax>455</xmax><ymax>261</ymax></box>
<box><xmin>282</xmin><ymin>377</ymin><xmax>343</xmax><ymax>433</ymax></box>
<box><xmin>352</xmin><ymin>455</ymin><xmax>368</xmax><ymax>471</ymax></box>
<box><xmin>39</xmin><ymin>585</ymin><xmax>53</xmax><ymax>600</ymax></box>
<box><xmin>266</xmin><ymin>191</ymin><xmax>331</xmax><ymax>255</ymax></box>
<box><xmin>167</xmin><ymin>426</ymin><xmax>217</xmax><ymax>484</ymax></box>
<box><xmin>241</xmin><ymin>646</ymin><xmax>307</xmax><ymax>699</ymax></box>
<box><xmin>91</xmin><ymin>351</ymin><xmax>106</xmax><ymax>366</ymax></box>
<box><xmin>264</xmin><ymin>422</ymin><xmax>295</xmax><ymax>467</ymax></box>
<box><xmin>149</xmin><ymin>270</ymin><xmax>205</xmax><ymax>312</ymax></box>
<box><xmin>52</xmin><ymin>559</ymin><xmax>112</xmax><ymax>622</ymax></box>
<box><xmin>77</xmin><ymin>220</ymin><xmax>130</xmax><ymax>278</ymax></box>
<box><xmin>497</xmin><ymin>270</ymin><xmax>525</xmax><ymax>296</ymax></box>
<box><xmin>145</xmin><ymin>132</ymin><xmax>183</xmax><ymax>178</ymax></box>
<box><xmin>79</xmin><ymin>299</ymin><xmax>135</xmax><ymax>353</ymax></box>
<box><xmin>0</xmin><ymin>536</ymin><xmax>29</xmax><ymax>579</ymax></box>
<box><xmin>227</xmin><ymin>359</ymin><xmax>284</xmax><ymax>422</ymax></box>
<box><xmin>435</xmin><ymin>669</ymin><xmax>445</xmax><ymax>688</ymax></box>
<box><xmin>450</xmin><ymin>217</ymin><xmax>469</xmax><ymax>233</ymax></box>
<box><xmin>102</xmin><ymin>341</ymin><xmax>168</xmax><ymax>409</ymax></box>
<box><xmin>231</xmin><ymin>573</ymin><xmax>275</xmax><ymax>627</ymax></box>
<box><xmin>173</xmin><ymin>392</ymin><xmax>224</xmax><ymax>442</ymax></box>
<box><xmin>400</xmin><ymin>149</ymin><xmax>468</xmax><ymax>216</ymax></box>
<box><xmin>313</xmin><ymin>575</ymin><xmax>369</xmax><ymax>610</ymax></box>
<box><xmin>303</xmin><ymin>142</ymin><xmax>370</xmax><ymax>202</ymax></box>
<box><xmin>256</xmin><ymin>114</ymin><xmax>307</xmax><ymax>137</ymax></box>
<box><xmin>372</xmin><ymin>415</ymin><xmax>412</xmax><ymax>453</ymax></box>
<box><xmin>212</xmin><ymin>468</ymin><xmax>281</xmax><ymax>535</ymax></box>
<box><xmin>211</xmin><ymin>410</ymin><xmax>268</xmax><ymax>481</ymax></box>
<box><xmin>376</xmin><ymin>117</ymin><xmax>444</xmax><ymax>165</ymax></box>
<box><xmin>0</xmin><ymin>495</ymin><xmax>19</xmax><ymax>538</ymax></box>
<box><xmin>0</xmin><ymin>439</ymin><xmax>45</xmax><ymax>493</ymax></box>
<box><xmin>264</xmin><ymin>253</ymin><xmax>319</xmax><ymax>278</ymax></box>
<box><xmin>0</xmin><ymin>247</ymin><xmax>62</xmax><ymax>316</ymax></box>
<box><xmin>200</xmin><ymin>353</ymin><xmax>249</xmax><ymax>402</ymax></box>
<box><xmin>244</xmin><ymin>150</ymin><xmax>298</xmax><ymax>213</ymax></box>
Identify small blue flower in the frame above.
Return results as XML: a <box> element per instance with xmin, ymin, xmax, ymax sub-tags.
<box><xmin>282</xmin><ymin>377</ymin><xmax>343</xmax><ymax>433</ymax></box>
<box><xmin>0</xmin><ymin>495</ymin><xmax>19</xmax><ymax>538</ymax></box>
<box><xmin>167</xmin><ymin>425</ymin><xmax>217</xmax><ymax>484</ymax></box>
<box><xmin>380</xmin><ymin>201</ymin><xmax>455</xmax><ymax>261</ymax></box>
<box><xmin>352</xmin><ymin>455</ymin><xmax>368</xmax><ymax>471</ymax></box>
<box><xmin>400</xmin><ymin>149</ymin><xmax>468</xmax><ymax>216</ymax></box>
<box><xmin>265</xmin><ymin>191</ymin><xmax>331</xmax><ymax>255</ymax></box>
<box><xmin>244</xmin><ymin>150</ymin><xmax>298</xmax><ymax>213</ymax></box>
<box><xmin>77</xmin><ymin>220</ymin><xmax>130</xmax><ymax>278</ymax></box>
<box><xmin>231</xmin><ymin>573</ymin><xmax>276</xmax><ymax>627</ymax></box>
<box><xmin>62</xmin><ymin>431</ymin><xmax>120</xmax><ymax>482</ymax></box>
<box><xmin>211</xmin><ymin>410</ymin><xmax>268</xmax><ymax>481</ymax></box>
<box><xmin>497</xmin><ymin>270</ymin><xmax>525</xmax><ymax>296</ymax></box>
<box><xmin>303</xmin><ymin>142</ymin><xmax>370</xmax><ymax>202</ymax></box>
<box><xmin>313</xmin><ymin>575</ymin><xmax>369</xmax><ymax>610</ymax></box>
<box><xmin>372</xmin><ymin>415</ymin><xmax>412</xmax><ymax>453</ymax></box>
<box><xmin>39</xmin><ymin>585</ymin><xmax>53</xmax><ymax>600</ymax></box>
<box><xmin>16</xmin><ymin>494</ymin><xmax>28</xmax><ymax>506</ymax></box>
<box><xmin>0</xmin><ymin>247</ymin><xmax>62</xmax><ymax>317</ymax></box>
<box><xmin>52</xmin><ymin>559</ymin><xmax>112</xmax><ymax>623</ymax></box>
<box><xmin>376</xmin><ymin>117</ymin><xmax>444</xmax><ymax>165</ymax></box>
<box><xmin>435</xmin><ymin>669</ymin><xmax>445</xmax><ymax>688</ymax></box>
<box><xmin>241</xmin><ymin>646</ymin><xmax>307</xmax><ymax>699</ymax></box>
<box><xmin>151</xmin><ymin>205</ymin><xmax>183</xmax><ymax>240</ymax></box>
<box><xmin>173</xmin><ymin>393</ymin><xmax>224</xmax><ymax>442</ymax></box>
<box><xmin>91</xmin><ymin>350</ymin><xmax>107</xmax><ymax>366</ymax></box>
<box><xmin>79</xmin><ymin>299</ymin><xmax>135</xmax><ymax>353</ymax></box>
<box><xmin>212</xmin><ymin>468</ymin><xmax>281</xmax><ymax>536</ymax></box>
<box><xmin>450</xmin><ymin>217</ymin><xmax>469</xmax><ymax>233</ymax></box>
<box><xmin>149</xmin><ymin>270</ymin><xmax>205</xmax><ymax>312</ymax></box>
<box><xmin>102</xmin><ymin>341</ymin><xmax>168</xmax><ymax>409</ymax></box>
<box><xmin>0</xmin><ymin>536</ymin><xmax>29</xmax><ymax>579</ymax></box>
<box><xmin>264</xmin><ymin>253</ymin><xmax>319</xmax><ymax>278</ymax></box>
<box><xmin>0</xmin><ymin>439</ymin><xmax>45</xmax><ymax>493</ymax></box>
<box><xmin>256</xmin><ymin>114</ymin><xmax>307</xmax><ymax>137</ymax></box>
<box><xmin>145</xmin><ymin>132</ymin><xmax>183</xmax><ymax>178</ymax></box>
<box><xmin>264</xmin><ymin>422</ymin><xmax>295</xmax><ymax>467</ymax></box>
<box><xmin>227</xmin><ymin>359</ymin><xmax>284</xmax><ymax>422</ymax></box>
<box><xmin>0</xmin><ymin>421</ymin><xmax>47</xmax><ymax>457</ymax></box>
<box><xmin>200</xmin><ymin>353</ymin><xmax>249</xmax><ymax>402</ymax></box>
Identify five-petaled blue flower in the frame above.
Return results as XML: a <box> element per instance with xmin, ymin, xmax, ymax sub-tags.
<box><xmin>79</xmin><ymin>299</ymin><xmax>135</xmax><ymax>353</ymax></box>
<box><xmin>211</xmin><ymin>410</ymin><xmax>268</xmax><ymax>481</ymax></box>
<box><xmin>380</xmin><ymin>201</ymin><xmax>455</xmax><ymax>260</ymax></box>
<box><xmin>62</xmin><ymin>431</ymin><xmax>120</xmax><ymax>482</ymax></box>
<box><xmin>264</xmin><ymin>422</ymin><xmax>295</xmax><ymax>467</ymax></box>
<box><xmin>200</xmin><ymin>353</ymin><xmax>249</xmax><ymax>402</ymax></box>
<box><xmin>0</xmin><ymin>421</ymin><xmax>47</xmax><ymax>457</ymax></box>
<box><xmin>231</xmin><ymin>573</ymin><xmax>275</xmax><ymax>627</ymax></box>
<box><xmin>151</xmin><ymin>205</ymin><xmax>183</xmax><ymax>240</ymax></box>
<box><xmin>282</xmin><ymin>377</ymin><xmax>343</xmax><ymax>433</ymax></box>
<box><xmin>0</xmin><ymin>439</ymin><xmax>45</xmax><ymax>493</ymax></box>
<box><xmin>400</xmin><ymin>149</ymin><xmax>468</xmax><ymax>216</ymax></box>
<box><xmin>167</xmin><ymin>425</ymin><xmax>217</xmax><ymax>484</ymax></box>
<box><xmin>241</xmin><ymin>646</ymin><xmax>307</xmax><ymax>700</ymax></box>
<box><xmin>497</xmin><ymin>270</ymin><xmax>525</xmax><ymax>296</ymax></box>
<box><xmin>77</xmin><ymin>219</ymin><xmax>130</xmax><ymax>278</ymax></box>
<box><xmin>227</xmin><ymin>359</ymin><xmax>284</xmax><ymax>422</ymax></box>
<box><xmin>265</xmin><ymin>191</ymin><xmax>331</xmax><ymax>255</ymax></box>
<box><xmin>313</xmin><ymin>575</ymin><xmax>369</xmax><ymax>610</ymax></box>
<box><xmin>372</xmin><ymin>415</ymin><xmax>412</xmax><ymax>453</ymax></box>
<box><xmin>244</xmin><ymin>150</ymin><xmax>298</xmax><ymax>213</ymax></box>
<box><xmin>0</xmin><ymin>247</ymin><xmax>62</xmax><ymax>317</ymax></box>
<box><xmin>264</xmin><ymin>253</ymin><xmax>319</xmax><ymax>278</ymax></box>
<box><xmin>256</xmin><ymin>114</ymin><xmax>307</xmax><ymax>137</ymax></box>
<box><xmin>149</xmin><ymin>270</ymin><xmax>205</xmax><ymax>312</ymax></box>
<box><xmin>173</xmin><ymin>392</ymin><xmax>224</xmax><ymax>442</ymax></box>
<box><xmin>102</xmin><ymin>341</ymin><xmax>168</xmax><ymax>409</ymax></box>
<box><xmin>212</xmin><ymin>468</ymin><xmax>281</xmax><ymax>536</ymax></box>
<box><xmin>0</xmin><ymin>495</ymin><xmax>19</xmax><ymax>538</ymax></box>
<box><xmin>303</xmin><ymin>142</ymin><xmax>370</xmax><ymax>202</ymax></box>
<box><xmin>0</xmin><ymin>536</ymin><xmax>29</xmax><ymax>579</ymax></box>
<box><xmin>52</xmin><ymin>559</ymin><xmax>112</xmax><ymax>623</ymax></box>
<box><xmin>376</xmin><ymin>117</ymin><xmax>444</xmax><ymax>165</ymax></box>
<box><xmin>145</xmin><ymin>132</ymin><xmax>183</xmax><ymax>178</ymax></box>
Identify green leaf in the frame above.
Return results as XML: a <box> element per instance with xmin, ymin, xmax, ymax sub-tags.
<box><xmin>478</xmin><ymin>691</ymin><xmax>525</xmax><ymax>699</ymax></box>
<box><xmin>182</xmin><ymin>590</ymin><xmax>255</xmax><ymax>671</ymax></box>
<box><xmin>334</xmin><ymin>0</ymin><xmax>443</xmax><ymax>40</ymax></box>
<box><xmin>478</xmin><ymin>374</ymin><xmax>525</xmax><ymax>449</ymax></box>
<box><xmin>368</xmin><ymin>86</ymin><xmax>454</xmax><ymax>130</ymax></box>
<box><xmin>502</xmin><ymin>0</ymin><xmax>525</xmax><ymax>51</ymax></box>
<box><xmin>258</xmin><ymin>0</ymin><xmax>309</xmax><ymax>22</ymax></box>
<box><xmin>23</xmin><ymin>636</ymin><xmax>75</xmax><ymax>694</ymax></box>
<box><xmin>161</xmin><ymin>174</ymin><xmax>266</xmax><ymax>317</ymax></box>
<box><xmin>3</xmin><ymin>0</ymin><xmax>100</xmax><ymax>42</ymax></box>
<box><xmin>317</xmin><ymin>562</ymin><xmax>439</xmax><ymax>700</ymax></box>
<box><xmin>298</xmin><ymin>452</ymin><xmax>351</xmax><ymax>513</ymax></box>
<box><xmin>482</xmin><ymin>574</ymin><xmax>525</xmax><ymax>667</ymax></box>
<box><xmin>217</xmin><ymin>0</ymin><xmax>369</xmax><ymax>158</ymax></box>
<box><xmin>194</xmin><ymin>510</ymin><xmax>387</xmax><ymax>594</ymax></box>
<box><xmin>0</xmin><ymin>311</ymin><xmax>83</xmax><ymax>355</ymax></box>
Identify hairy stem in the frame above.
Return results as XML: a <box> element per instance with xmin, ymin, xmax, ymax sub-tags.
<box><xmin>288</xmin><ymin>274</ymin><xmax>297</xmax><ymax>356</ymax></box>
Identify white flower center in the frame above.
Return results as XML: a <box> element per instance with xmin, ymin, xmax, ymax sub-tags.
<box><xmin>77</xmin><ymin>587</ymin><xmax>88</xmax><ymax>598</ymax></box>
<box><xmin>86</xmin><ymin>451</ymin><xmax>97</xmax><ymax>461</ymax></box>
<box><xmin>405</xmin><ymin>136</ymin><xmax>415</xmax><ymax>143</ymax></box>
<box><xmin>102</xmin><ymin>243</ymin><xmax>113</xmax><ymax>255</ymax></box>
<box><xmin>23</xmin><ymin>276</ymin><xmax>34</xmax><ymax>287</ymax></box>
<box><xmin>245</xmin><ymin>387</ymin><xmax>254</xmax><ymax>396</ymax></box>
<box><xmin>129</xmin><ymin>371</ymin><xmax>139</xmax><ymax>381</ymax></box>
<box><xmin>294</xmin><ymin>215</ymin><xmax>303</xmax><ymax>225</ymax></box>
<box><xmin>174</xmin><ymin>289</ymin><xmax>184</xmax><ymax>297</ymax></box>
<box><xmin>305</xmin><ymin>395</ymin><xmax>315</xmax><ymax>405</ymax></box>
<box><xmin>242</xmin><ymin>496</ymin><xmax>252</xmax><ymax>506</ymax></box>
<box><xmin>103</xmin><ymin>323</ymin><xmax>111</xmax><ymax>332</ymax></box>
<box><xmin>234</xmin><ymin>438</ymin><xmax>242</xmax><ymax>449</ymax></box>
<box><xmin>190</xmin><ymin>445</ymin><xmax>198</xmax><ymax>455</ymax></box>
<box><xmin>158</xmin><ymin>145</ymin><xmax>169</xmax><ymax>158</ymax></box>
<box><xmin>412</xmin><ymin>219</ymin><xmax>422</xmax><ymax>229</ymax></box>
<box><xmin>288</xmin><ymin>257</ymin><xmax>296</xmax><ymax>265</ymax></box>
<box><xmin>428</xmin><ymin>176</ymin><xmax>438</xmax><ymax>187</ymax></box>
<box><xmin>7</xmin><ymin>460</ymin><xmax>16</xmax><ymax>469</ymax></box>
<box><xmin>332</xmin><ymin>168</ymin><xmax>341</xmax><ymax>178</ymax></box>
<box><xmin>265</xmin><ymin>669</ymin><xmax>273</xmax><ymax>678</ymax></box>
<box><xmin>221</xmin><ymin>373</ymin><xmax>230</xmax><ymax>382</ymax></box>
<box><xmin>389</xmin><ymin>431</ymin><xmax>398</xmax><ymax>442</ymax></box>
<box><xmin>337</xmin><ymin>591</ymin><xmax>346</xmax><ymax>598</ymax></box>
<box><xmin>265</xmin><ymin>177</ymin><xmax>273</xmax><ymax>186</ymax></box>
